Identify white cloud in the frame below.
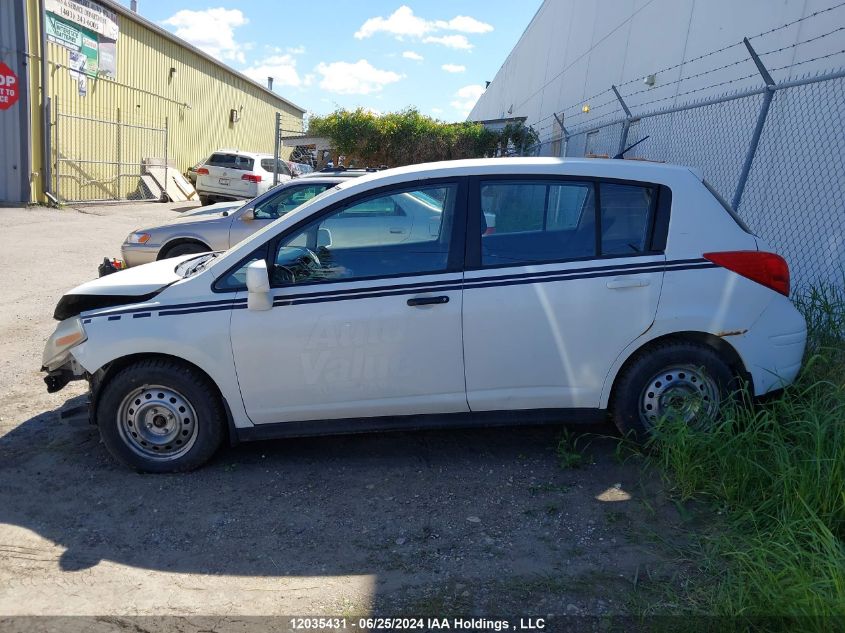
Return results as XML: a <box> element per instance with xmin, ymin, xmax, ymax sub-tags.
<box><xmin>423</xmin><ymin>35</ymin><xmax>473</xmax><ymax>50</ymax></box>
<box><xmin>356</xmin><ymin>6</ymin><xmax>430</xmax><ymax>39</ymax></box>
<box><xmin>441</xmin><ymin>63</ymin><xmax>466</xmax><ymax>73</ymax></box>
<box><xmin>355</xmin><ymin>6</ymin><xmax>492</xmax><ymax>49</ymax></box>
<box><xmin>434</xmin><ymin>15</ymin><xmax>494</xmax><ymax>34</ymax></box>
<box><xmin>315</xmin><ymin>59</ymin><xmax>404</xmax><ymax>95</ymax></box>
<box><xmin>402</xmin><ymin>51</ymin><xmax>424</xmax><ymax>61</ymax></box>
<box><xmin>431</xmin><ymin>107</ymin><xmax>444</xmax><ymax>114</ymax></box>
<box><xmin>162</xmin><ymin>8</ymin><xmax>249</xmax><ymax>64</ymax></box>
<box><xmin>450</xmin><ymin>84</ymin><xmax>486</xmax><ymax>117</ymax></box>
<box><xmin>287</xmin><ymin>45</ymin><xmax>306</xmax><ymax>55</ymax></box>
<box><xmin>242</xmin><ymin>54</ymin><xmax>301</xmax><ymax>88</ymax></box>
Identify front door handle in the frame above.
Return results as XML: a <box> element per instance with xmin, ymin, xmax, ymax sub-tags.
<box><xmin>606</xmin><ymin>276</ymin><xmax>650</xmax><ymax>289</ymax></box>
<box><xmin>389</xmin><ymin>228</ymin><xmax>406</xmax><ymax>234</ymax></box>
<box><xmin>407</xmin><ymin>295</ymin><xmax>449</xmax><ymax>307</ymax></box>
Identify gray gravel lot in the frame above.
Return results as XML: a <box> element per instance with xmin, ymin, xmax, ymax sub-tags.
<box><xmin>0</xmin><ymin>203</ymin><xmax>690</xmax><ymax>619</ymax></box>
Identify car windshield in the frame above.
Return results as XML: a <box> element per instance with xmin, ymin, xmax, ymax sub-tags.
<box><xmin>175</xmin><ymin>252</ymin><xmax>219</xmax><ymax>278</ymax></box>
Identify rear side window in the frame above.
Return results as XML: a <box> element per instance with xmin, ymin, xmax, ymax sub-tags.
<box><xmin>260</xmin><ymin>159</ymin><xmax>291</xmax><ymax>176</ymax></box>
<box><xmin>703</xmin><ymin>179</ymin><xmax>753</xmax><ymax>234</ymax></box>
<box><xmin>479</xmin><ymin>180</ymin><xmax>596</xmax><ymax>266</ymax></box>
<box><xmin>600</xmin><ymin>183</ymin><xmax>656</xmax><ymax>255</ymax></box>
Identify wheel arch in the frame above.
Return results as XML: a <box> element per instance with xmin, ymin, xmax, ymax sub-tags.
<box><xmin>157</xmin><ymin>237</ymin><xmax>212</xmax><ymax>260</ymax></box>
<box><xmin>602</xmin><ymin>331</ymin><xmax>752</xmax><ymax>408</ymax></box>
<box><xmin>90</xmin><ymin>352</ymin><xmax>237</xmax><ymax>443</ymax></box>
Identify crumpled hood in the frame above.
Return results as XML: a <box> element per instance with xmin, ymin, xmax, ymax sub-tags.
<box><xmin>53</xmin><ymin>254</ymin><xmax>197</xmax><ymax>320</ymax></box>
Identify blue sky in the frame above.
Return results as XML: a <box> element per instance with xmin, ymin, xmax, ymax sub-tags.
<box><xmin>117</xmin><ymin>1</ymin><xmax>541</xmax><ymax>122</ymax></box>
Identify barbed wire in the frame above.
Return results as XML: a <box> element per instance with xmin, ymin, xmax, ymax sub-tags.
<box><xmin>514</xmin><ymin>0</ymin><xmax>845</xmax><ymax>128</ymax></box>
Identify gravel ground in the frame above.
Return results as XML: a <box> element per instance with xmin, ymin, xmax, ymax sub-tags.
<box><xmin>0</xmin><ymin>203</ymin><xmax>690</xmax><ymax>621</ymax></box>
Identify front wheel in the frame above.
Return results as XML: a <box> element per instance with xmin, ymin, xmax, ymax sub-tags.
<box><xmin>610</xmin><ymin>341</ymin><xmax>736</xmax><ymax>441</ymax></box>
<box><xmin>96</xmin><ymin>359</ymin><xmax>226</xmax><ymax>472</ymax></box>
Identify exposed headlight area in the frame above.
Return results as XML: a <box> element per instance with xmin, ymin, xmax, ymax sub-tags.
<box><xmin>42</xmin><ymin>317</ymin><xmax>87</xmax><ymax>373</ymax></box>
<box><xmin>125</xmin><ymin>232</ymin><xmax>152</xmax><ymax>244</ymax></box>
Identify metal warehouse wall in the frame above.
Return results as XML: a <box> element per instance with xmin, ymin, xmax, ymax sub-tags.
<box><xmin>25</xmin><ymin>0</ymin><xmax>304</xmax><ymax>203</ymax></box>
<box><xmin>0</xmin><ymin>0</ymin><xmax>30</xmax><ymax>204</ymax></box>
<box><xmin>470</xmin><ymin>0</ymin><xmax>844</xmax><ymax>125</ymax></box>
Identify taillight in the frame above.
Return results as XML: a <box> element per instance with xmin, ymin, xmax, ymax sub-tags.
<box><xmin>196</xmin><ymin>167</ymin><xmax>209</xmax><ymax>175</ymax></box>
<box><xmin>703</xmin><ymin>251</ymin><xmax>790</xmax><ymax>296</ymax></box>
<box><xmin>483</xmin><ymin>227</ymin><xmax>496</xmax><ymax>236</ymax></box>
<box><xmin>242</xmin><ymin>174</ymin><xmax>262</xmax><ymax>183</ymax></box>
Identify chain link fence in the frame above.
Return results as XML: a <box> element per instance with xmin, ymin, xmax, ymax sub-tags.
<box><xmin>523</xmin><ymin>65</ymin><xmax>845</xmax><ymax>288</ymax></box>
<box><xmin>54</xmin><ymin>102</ymin><xmax>169</xmax><ymax>203</ymax></box>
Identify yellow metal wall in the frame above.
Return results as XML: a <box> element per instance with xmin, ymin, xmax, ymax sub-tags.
<box><xmin>26</xmin><ymin>0</ymin><xmax>303</xmax><ymax>203</ymax></box>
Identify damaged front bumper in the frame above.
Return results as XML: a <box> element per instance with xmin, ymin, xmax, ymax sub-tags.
<box><xmin>41</xmin><ymin>355</ymin><xmax>87</xmax><ymax>393</ymax></box>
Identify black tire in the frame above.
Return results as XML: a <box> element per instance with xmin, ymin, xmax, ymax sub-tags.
<box><xmin>610</xmin><ymin>340</ymin><xmax>736</xmax><ymax>441</ymax></box>
<box><xmin>96</xmin><ymin>359</ymin><xmax>226</xmax><ymax>472</ymax></box>
<box><xmin>161</xmin><ymin>242</ymin><xmax>209</xmax><ymax>259</ymax></box>
<box><xmin>198</xmin><ymin>195</ymin><xmax>213</xmax><ymax>206</ymax></box>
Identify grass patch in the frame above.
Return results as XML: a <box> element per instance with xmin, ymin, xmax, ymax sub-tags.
<box><xmin>642</xmin><ymin>283</ymin><xmax>845</xmax><ymax>617</ymax></box>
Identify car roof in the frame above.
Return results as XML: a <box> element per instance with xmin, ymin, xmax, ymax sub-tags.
<box><xmin>211</xmin><ymin>149</ymin><xmax>273</xmax><ymax>159</ymax></box>
<box><xmin>329</xmin><ymin>157</ymin><xmax>703</xmax><ymax>196</ymax></box>
<box><xmin>300</xmin><ymin>169</ymin><xmax>374</xmax><ymax>179</ymax></box>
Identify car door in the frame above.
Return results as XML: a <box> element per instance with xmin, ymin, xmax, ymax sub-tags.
<box><xmin>228</xmin><ymin>182</ymin><xmax>335</xmax><ymax>246</ymax></box>
<box><xmin>461</xmin><ymin>176</ymin><xmax>667</xmax><ymax>411</ymax></box>
<box><xmin>226</xmin><ymin>179</ymin><xmax>468</xmax><ymax>425</ymax></box>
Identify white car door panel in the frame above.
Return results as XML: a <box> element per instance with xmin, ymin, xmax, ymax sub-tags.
<box><xmin>231</xmin><ymin>275</ymin><xmax>466</xmax><ymax>423</ymax></box>
<box><xmin>462</xmin><ymin>178</ymin><xmax>667</xmax><ymax>411</ymax></box>
<box><xmin>462</xmin><ymin>257</ymin><xmax>664</xmax><ymax>410</ymax></box>
<box><xmin>228</xmin><ymin>181</ymin><xmax>467</xmax><ymax>425</ymax></box>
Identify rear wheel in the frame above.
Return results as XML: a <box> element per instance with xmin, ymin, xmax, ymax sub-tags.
<box><xmin>161</xmin><ymin>242</ymin><xmax>209</xmax><ymax>259</ymax></box>
<box><xmin>96</xmin><ymin>359</ymin><xmax>226</xmax><ymax>472</ymax></box>
<box><xmin>198</xmin><ymin>195</ymin><xmax>213</xmax><ymax>206</ymax></box>
<box><xmin>610</xmin><ymin>341</ymin><xmax>735</xmax><ymax>441</ymax></box>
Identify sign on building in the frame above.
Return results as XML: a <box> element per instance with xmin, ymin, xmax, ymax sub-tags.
<box><xmin>0</xmin><ymin>62</ymin><xmax>19</xmax><ymax>111</ymax></box>
<box><xmin>45</xmin><ymin>0</ymin><xmax>119</xmax><ymax>78</ymax></box>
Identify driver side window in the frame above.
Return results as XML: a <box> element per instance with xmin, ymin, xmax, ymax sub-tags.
<box><xmin>270</xmin><ymin>183</ymin><xmax>458</xmax><ymax>287</ymax></box>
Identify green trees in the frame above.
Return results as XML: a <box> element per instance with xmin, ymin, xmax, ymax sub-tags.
<box><xmin>307</xmin><ymin>108</ymin><xmax>538</xmax><ymax>168</ymax></box>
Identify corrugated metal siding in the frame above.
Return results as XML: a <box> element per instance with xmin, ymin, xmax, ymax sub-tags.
<box><xmin>0</xmin><ymin>0</ymin><xmax>27</xmax><ymax>204</ymax></box>
<box><xmin>26</xmin><ymin>0</ymin><xmax>303</xmax><ymax>202</ymax></box>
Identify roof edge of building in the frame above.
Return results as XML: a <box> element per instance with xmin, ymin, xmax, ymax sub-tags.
<box><xmin>99</xmin><ymin>0</ymin><xmax>307</xmax><ymax>114</ymax></box>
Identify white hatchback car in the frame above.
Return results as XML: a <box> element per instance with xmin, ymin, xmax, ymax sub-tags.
<box><xmin>195</xmin><ymin>149</ymin><xmax>292</xmax><ymax>205</ymax></box>
<box><xmin>42</xmin><ymin>158</ymin><xmax>806</xmax><ymax>472</ymax></box>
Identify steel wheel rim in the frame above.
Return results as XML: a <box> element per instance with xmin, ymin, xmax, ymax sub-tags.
<box><xmin>639</xmin><ymin>364</ymin><xmax>720</xmax><ymax>429</ymax></box>
<box><xmin>117</xmin><ymin>384</ymin><xmax>199</xmax><ymax>461</ymax></box>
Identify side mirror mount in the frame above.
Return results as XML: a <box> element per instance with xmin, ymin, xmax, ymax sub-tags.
<box><xmin>317</xmin><ymin>227</ymin><xmax>332</xmax><ymax>248</ymax></box>
<box><xmin>245</xmin><ymin>260</ymin><xmax>272</xmax><ymax>311</ymax></box>
<box><xmin>241</xmin><ymin>208</ymin><xmax>255</xmax><ymax>221</ymax></box>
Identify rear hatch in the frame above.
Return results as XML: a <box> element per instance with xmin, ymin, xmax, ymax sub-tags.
<box><xmin>198</xmin><ymin>152</ymin><xmax>258</xmax><ymax>198</ymax></box>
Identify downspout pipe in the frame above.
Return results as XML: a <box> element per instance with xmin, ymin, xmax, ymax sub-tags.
<box><xmin>38</xmin><ymin>0</ymin><xmax>57</xmax><ymax>205</ymax></box>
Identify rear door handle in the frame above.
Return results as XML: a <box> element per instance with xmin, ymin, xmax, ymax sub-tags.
<box><xmin>407</xmin><ymin>295</ymin><xmax>450</xmax><ymax>307</ymax></box>
<box><xmin>389</xmin><ymin>228</ymin><xmax>406</xmax><ymax>234</ymax></box>
<box><xmin>606</xmin><ymin>276</ymin><xmax>650</xmax><ymax>289</ymax></box>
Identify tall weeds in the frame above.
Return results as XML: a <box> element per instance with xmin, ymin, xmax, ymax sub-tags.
<box><xmin>647</xmin><ymin>283</ymin><xmax>845</xmax><ymax>616</ymax></box>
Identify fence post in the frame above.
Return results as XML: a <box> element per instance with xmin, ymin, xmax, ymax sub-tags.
<box><xmin>273</xmin><ymin>112</ymin><xmax>281</xmax><ymax>186</ymax></box>
<box><xmin>732</xmin><ymin>37</ymin><xmax>777</xmax><ymax>210</ymax></box>
<box><xmin>51</xmin><ymin>99</ymin><xmax>59</xmax><ymax>203</ymax></box>
<box><xmin>611</xmin><ymin>85</ymin><xmax>633</xmax><ymax>157</ymax></box>
<box><xmin>164</xmin><ymin>116</ymin><xmax>169</xmax><ymax>202</ymax></box>
<box><xmin>116</xmin><ymin>107</ymin><xmax>122</xmax><ymax>199</ymax></box>
<box><xmin>553</xmin><ymin>112</ymin><xmax>569</xmax><ymax>157</ymax></box>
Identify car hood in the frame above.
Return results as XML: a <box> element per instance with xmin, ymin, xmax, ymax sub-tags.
<box><xmin>53</xmin><ymin>255</ymin><xmax>196</xmax><ymax>320</ymax></box>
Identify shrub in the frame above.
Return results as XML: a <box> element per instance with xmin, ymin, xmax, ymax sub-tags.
<box><xmin>307</xmin><ymin>108</ymin><xmax>539</xmax><ymax>168</ymax></box>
